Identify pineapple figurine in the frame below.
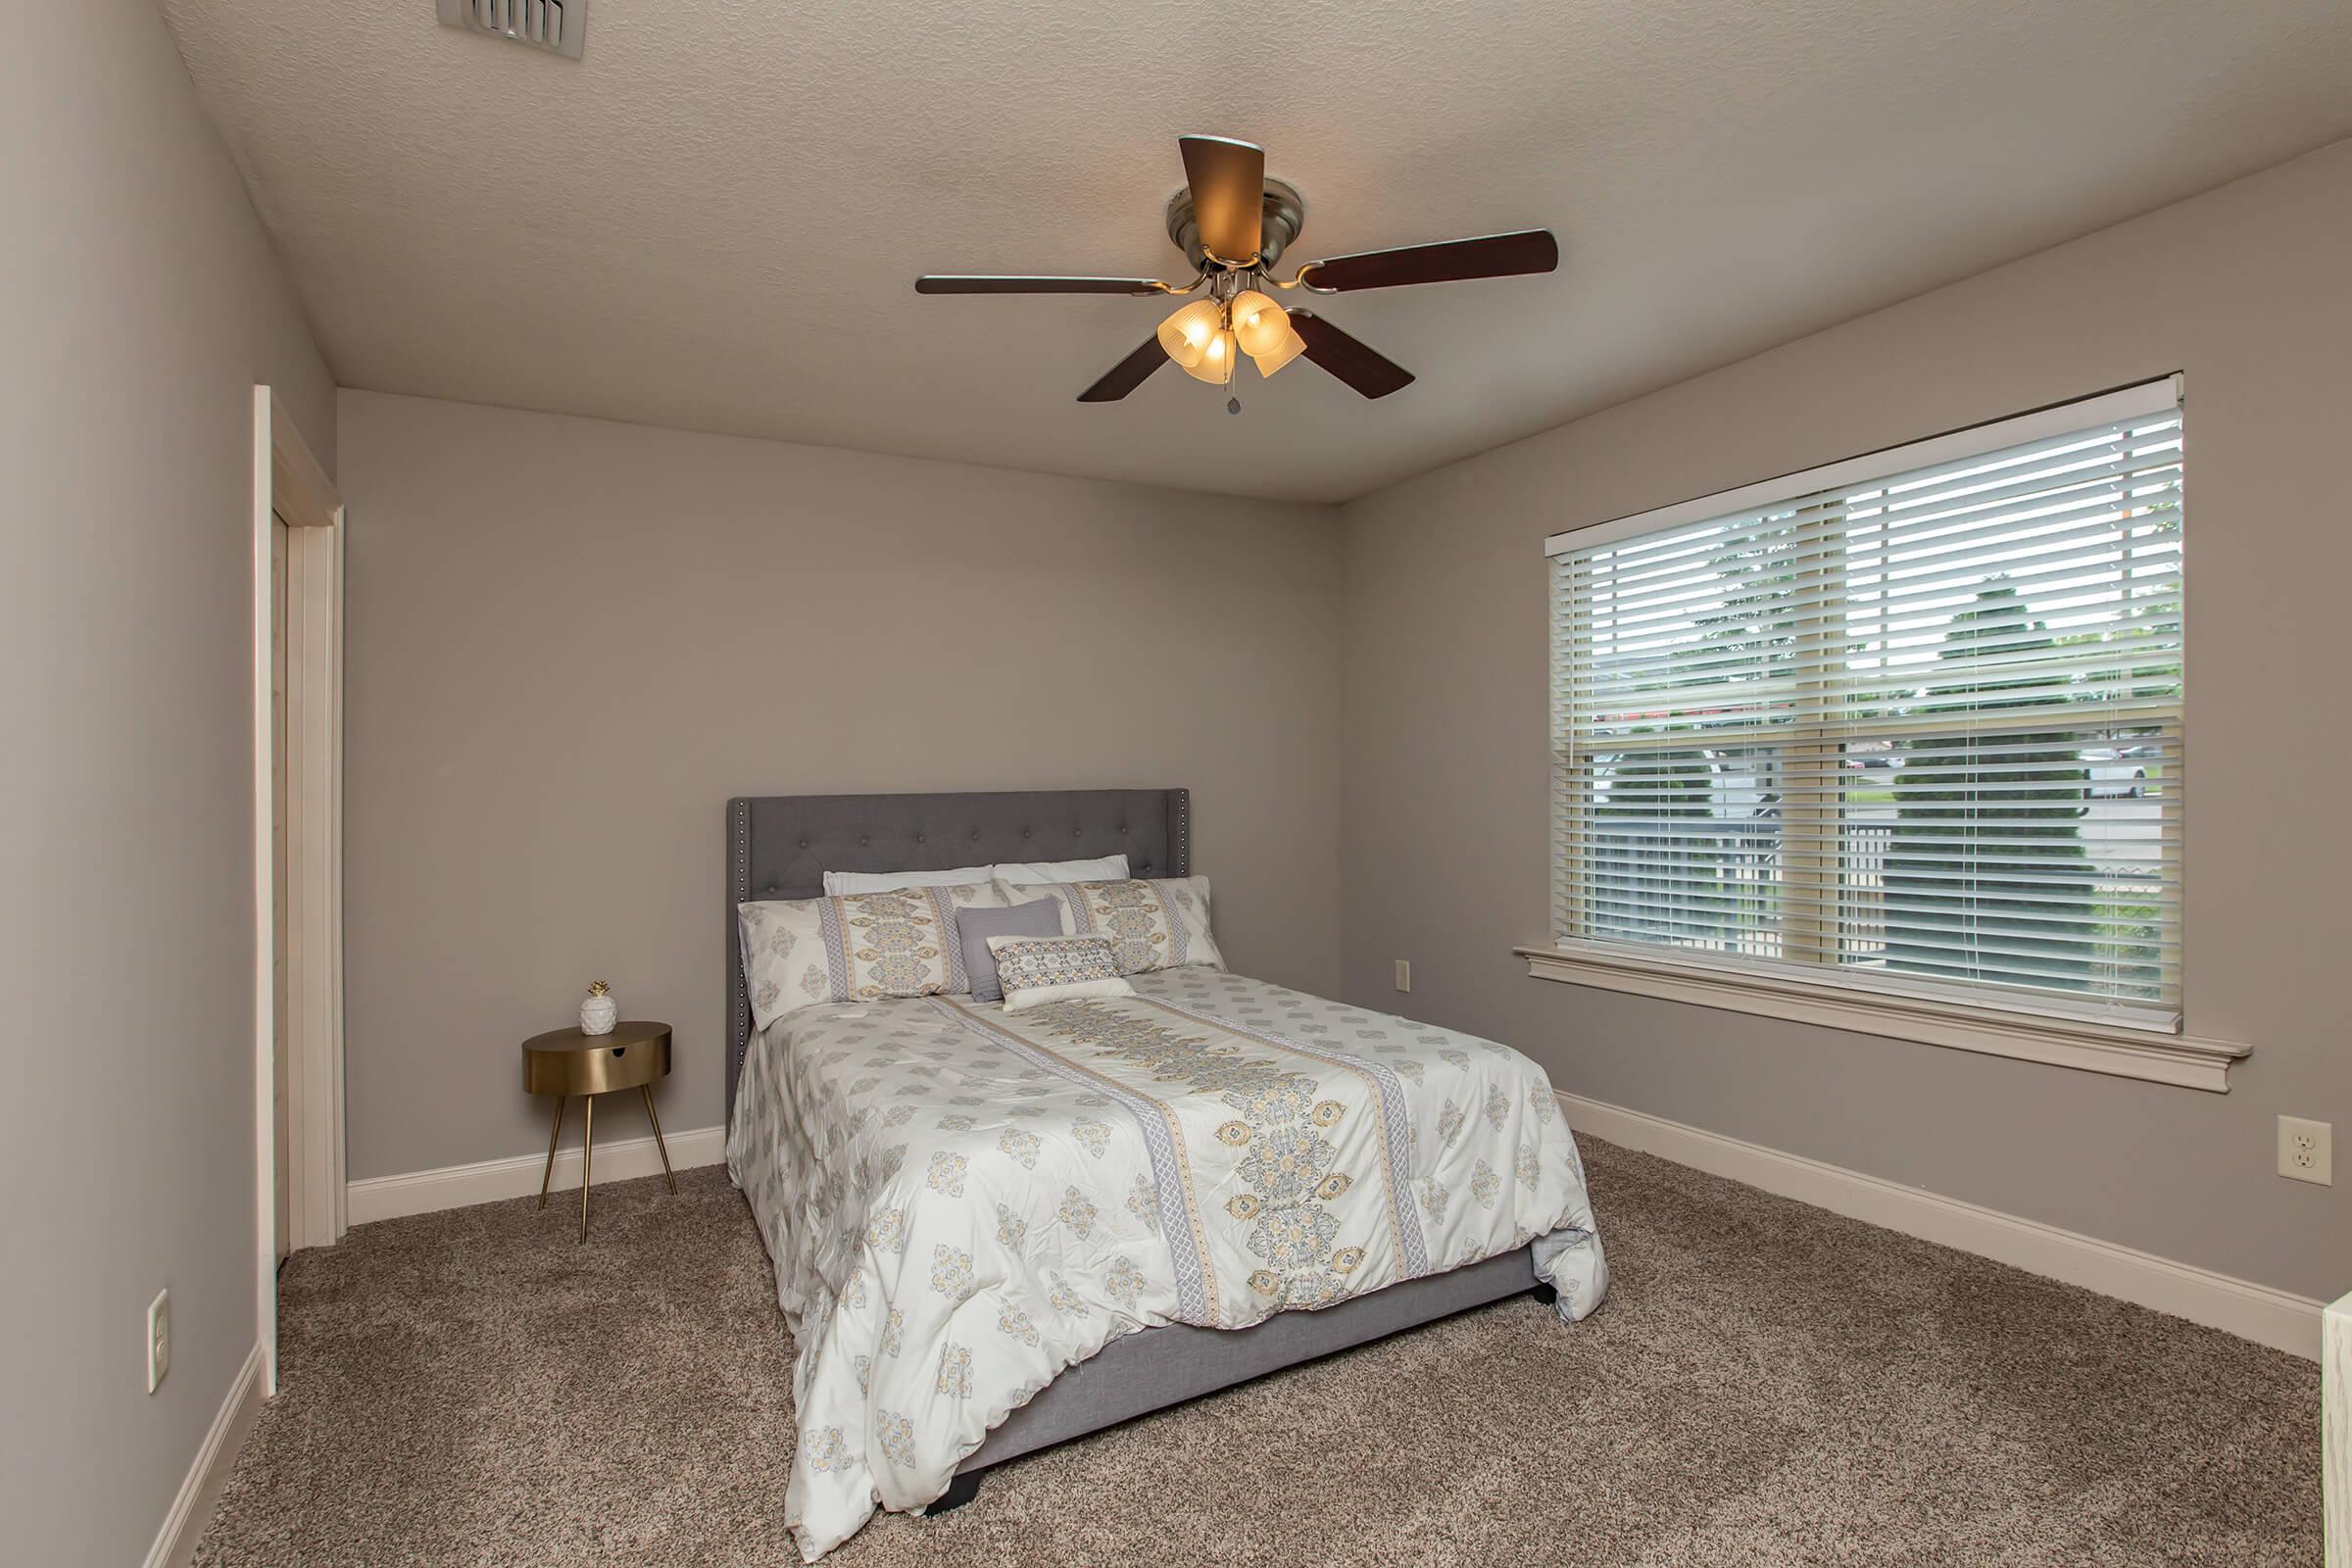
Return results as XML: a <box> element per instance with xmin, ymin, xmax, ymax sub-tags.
<box><xmin>579</xmin><ymin>980</ymin><xmax>618</xmax><ymax>1036</ymax></box>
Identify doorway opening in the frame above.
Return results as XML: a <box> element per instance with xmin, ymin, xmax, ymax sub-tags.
<box><xmin>253</xmin><ymin>386</ymin><xmax>346</xmax><ymax>1393</ymax></box>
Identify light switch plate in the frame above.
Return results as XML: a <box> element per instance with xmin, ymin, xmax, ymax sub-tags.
<box><xmin>147</xmin><ymin>1288</ymin><xmax>171</xmax><ymax>1394</ymax></box>
<box><xmin>1394</xmin><ymin>959</ymin><xmax>1410</xmax><ymax>993</ymax></box>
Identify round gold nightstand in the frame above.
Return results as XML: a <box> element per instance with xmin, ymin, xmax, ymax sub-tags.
<box><xmin>521</xmin><ymin>1020</ymin><xmax>675</xmax><ymax>1239</ymax></box>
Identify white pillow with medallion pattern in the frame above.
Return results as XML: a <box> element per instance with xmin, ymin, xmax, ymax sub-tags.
<box><xmin>737</xmin><ymin>881</ymin><xmax>1010</xmax><ymax>1031</ymax></box>
<box><xmin>993</xmin><ymin>875</ymin><xmax>1223</xmax><ymax>977</ymax></box>
<box><xmin>987</xmin><ymin>933</ymin><xmax>1135</xmax><ymax>1012</ymax></box>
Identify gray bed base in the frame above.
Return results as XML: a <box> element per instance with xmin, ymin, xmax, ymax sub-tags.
<box><xmin>725</xmin><ymin>789</ymin><xmax>1546</xmax><ymax>1495</ymax></box>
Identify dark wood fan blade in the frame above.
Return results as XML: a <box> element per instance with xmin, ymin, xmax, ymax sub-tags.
<box><xmin>1077</xmin><ymin>336</ymin><xmax>1170</xmax><ymax>402</ymax></box>
<box><xmin>1299</xmin><ymin>229</ymin><xmax>1558</xmax><ymax>292</ymax></box>
<box><xmin>1289</xmin><ymin>311</ymin><xmax>1413</xmax><ymax>399</ymax></box>
<box><xmin>917</xmin><ymin>275</ymin><xmax>1165</xmax><ymax>295</ymax></box>
<box><xmin>1178</xmin><ymin>135</ymin><xmax>1266</xmax><ymax>262</ymax></box>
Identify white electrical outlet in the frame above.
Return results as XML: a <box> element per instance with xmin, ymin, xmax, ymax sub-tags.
<box><xmin>147</xmin><ymin>1289</ymin><xmax>171</xmax><ymax>1394</ymax></box>
<box><xmin>1394</xmin><ymin>959</ymin><xmax>1411</xmax><ymax>993</ymax></box>
<box><xmin>2278</xmin><ymin>1116</ymin><xmax>2332</xmax><ymax>1186</ymax></box>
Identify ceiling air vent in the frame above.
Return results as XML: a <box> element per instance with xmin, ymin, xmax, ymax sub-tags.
<box><xmin>436</xmin><ymin>0</ymin><xmax>585</xmax><ymax>59</ymax></box>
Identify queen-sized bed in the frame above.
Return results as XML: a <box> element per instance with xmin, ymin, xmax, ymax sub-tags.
<box><xmin>725</xmin><ymin>790</ymin><xmax>1607</xmax><ymax>1561</ymax></box>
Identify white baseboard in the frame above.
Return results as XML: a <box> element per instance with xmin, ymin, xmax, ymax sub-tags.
<box><xmin>346</xmin><ymin>1124</ymin><xmax>726</xmax><ymax>1226</ymax></box>
<box><xmin>1561</xmin><ymin>1091</ymin><xmax>2325</xmax><ymax>1360</ymax></box>
<box><xmin>2326</xmin><ymin>1293</ymin><xmax>2350</xmax><ymax>1565</ymax></box>
<box><xmin>144</xmin><ymin>1342</ymin><xmax>265</xmax><ymax>1568</ymax></box>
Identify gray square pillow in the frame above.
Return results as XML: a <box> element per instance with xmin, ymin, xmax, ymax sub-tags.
<box><xmin>957</xmin><ymin>898</ymin><xmax>1065</xmax><ymax>1003</ymax></box>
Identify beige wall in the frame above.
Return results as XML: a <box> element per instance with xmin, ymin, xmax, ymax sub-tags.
<box><xmin>0</xmin><ymin>4</ymin><xmax>336</xmax><ymax>1563</ymax></box>
<box><xmin>1337</xmin><ymin>139</ymin><xmax>2352</xmax><ymax>1300</ymax></box>
<box><xmin>6</xmin><ymin>20</ymin><xmax>2330</xmax><ymax>1565</ymax></box>
<box><xmin>337</xmin><ymin>391</ymin><xmax>1343</xmax><ymax>1180</ymax></box>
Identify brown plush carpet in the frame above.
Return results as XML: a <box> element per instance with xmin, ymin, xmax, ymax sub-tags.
<box><xmin>192</xmin><ymin>1139</ymin><xmax>2321</xmax><ymax>1567</ymax></box>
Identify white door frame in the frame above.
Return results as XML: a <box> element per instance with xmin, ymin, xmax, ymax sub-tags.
<box><xmin>253</xmin><ymin>386</ymin><xmax>346</xmax><ymax>1394</ymax></box>
<box><xmin>2327</xmin><ymin>1291</ymin><xmax>2348</xmax><ymax>1566</ymax></box>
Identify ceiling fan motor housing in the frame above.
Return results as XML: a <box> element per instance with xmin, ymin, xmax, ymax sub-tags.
<box><xmin>1166</xmin><ymin>178</ymin><xmax>1305</xmax><ymax>270</ymax></box>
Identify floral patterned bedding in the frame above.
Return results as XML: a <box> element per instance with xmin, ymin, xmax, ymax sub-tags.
<box><xmin>726</xmin><ymin>966</ymin><xmax>1609</xmax><ymax>1561</ymax></box>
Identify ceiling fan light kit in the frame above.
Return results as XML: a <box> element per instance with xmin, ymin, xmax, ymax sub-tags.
<box><xmin>1156</xmin><ymin>298</ymin><xmax>1224</xmax><ymax>368</ymax></box>
<box><xmin>1185</xmin><ymin>330</ymin><xmax>1238</xmax><ymax>386</ymax></box>
<box><xmin>1252</xmin><ymin>325</ymin><xmax>1308</xmax><ymax>378</ymax></box>
<box><xmin>1229</xmin><ymin>290</ymin><xmax>1290</xmax><ymax>358</ymax></box>
<box><xmin>917</xmin><ymin>134</ymin><xmax>1560</xmax><ymax>405</ymax></box>
<box><xmin>1159</xmin><ymin>280</ymin><xmax>1292</xmax><ymax>387</ymax></box>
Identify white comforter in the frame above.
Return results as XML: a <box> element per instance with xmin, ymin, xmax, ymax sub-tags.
<box><xmin>727</xmin><ymin>966</ymin><xmax>1608</xmax><ymax>1560</ymax></box>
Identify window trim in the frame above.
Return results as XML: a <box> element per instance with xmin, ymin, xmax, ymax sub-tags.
<box><xmin>1544</xmin><ymin>375</ymin><xmax>2183</xmax><ymax>557</ymax></box>
<box><xmin>1516</xmin><ymin>942</ymin><xmax>2244</xmax><ymax>1092</ymax></box>
<box><xmin>1539</xmin><ymin>375</ymin><xmax>2224</xmax><ymax>1085</ymax></box>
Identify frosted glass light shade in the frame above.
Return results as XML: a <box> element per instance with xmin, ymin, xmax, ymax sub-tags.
<box><xmin>1229</xmin><ymin>290</ymin><xmax>1291</xmax><ymax>358</ymax></box>
<box><xmin>1251</xmin><ymin>325</ymin><xmax>1307</xmax><ymax>377</ymax></box>
<box><xmin>1155</xmin><ymin>299</ymin><xmax>1223</xmax><ymax>369</ymax></box>
<box><xmin>1181</xmin><ymin>328</ymin><xmax>1238</xmax><ymax>384</ymax></box>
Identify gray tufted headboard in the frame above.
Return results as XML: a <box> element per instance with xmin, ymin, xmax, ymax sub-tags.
<box><xmin>724</xmin><ymin>789</ymin><xmax>1190</xmax><ymax>1128</ymax></box>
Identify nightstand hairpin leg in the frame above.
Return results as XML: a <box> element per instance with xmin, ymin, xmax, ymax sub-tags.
<box><xmin>538</xmin><ymin>1096</ymin><xmax>566</xmax><ymax>1208</ymax></box>
<box><xmin>579</xmin><ymin>1096</ymin><xmax>594</xmax><ymax>1241</ymax></box>
<box><xmin>642</xmin><ymin>1086</ymin><xmax>678</xmax><ymax>1193</ymax></box>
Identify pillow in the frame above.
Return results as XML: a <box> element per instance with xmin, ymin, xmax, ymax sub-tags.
<box><xmin>956</xmin><ymin>899</ymin><xmax>1066</xmax><ymax>1004</ymax></box>
<box><xmin>989</xmin><ymin>854</ymin><xmax>1129</xmax><ymax>885</ymax></box>
<box><xmin>987</xmin><ymin>934</ymin><xmax>1135</xmax><ymax>1013</ymax></box>
<box><xmin>821</xmin><ymin>855</ymin><xmax>1125</xmax><ymax>895</ymax></box>
<box><xmin>737</xmin><ymin>881</ymin><xmax>1009</xmax><ymax>1030</ymax></box>
<box><xmin>823</xmin><ymin>862</ymin><xmax>996</xmax><ymax>896</ymax></box>
<box><xmin>996</xmin><ymin>876</ymin><xmax>1223</xmax><ymax>976</ymax></box>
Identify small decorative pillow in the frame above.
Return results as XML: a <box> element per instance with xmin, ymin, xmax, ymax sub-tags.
<box><xmin>956</xmin><ymin>899</ymin><xmax>1066</xmax><ymax>1004</ymax></box>
<box><xmin>737</xmin><ymin>881</ymin><xmax>1009</xmax><ymax>1030</ymax></box>
<box><xmin>987</xmin><ymin>934</ymin><xmax>1135</xmax><ymax>1012</ymax></box>
<box><xmin>997</xmin><ymin>876</ymin><xmax>1223</xmax><ymax>976</ymax></box>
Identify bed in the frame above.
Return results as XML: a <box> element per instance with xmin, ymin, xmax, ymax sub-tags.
<box><xmin>724</xmin><ymin>789</ymin><xmax>1608</xmax><ymax>1561</ymax></box>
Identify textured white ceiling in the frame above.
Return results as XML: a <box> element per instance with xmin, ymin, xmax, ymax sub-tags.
<box><xmin>163</xmin><ymin>0</ymin><xmax>2352</xmax><ymax>502</ymax></box>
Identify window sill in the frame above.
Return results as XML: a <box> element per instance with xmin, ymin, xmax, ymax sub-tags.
<box><xmin>1514</xmin><ymin>945</ymin><xmax>2247</xmax><ymax>1093</ymax></box>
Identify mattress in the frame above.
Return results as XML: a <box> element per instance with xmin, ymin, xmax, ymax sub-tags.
<box><xmin>726</xmin><ymin>966</ymin><xmax>1609</xmax><ymax>1561</ymax></box>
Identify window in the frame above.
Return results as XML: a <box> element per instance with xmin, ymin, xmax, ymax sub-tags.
<box><xmin>1546</xmin><ymin>380</ymin><xmax>2184</xmax><ymax>1032</ymax></box>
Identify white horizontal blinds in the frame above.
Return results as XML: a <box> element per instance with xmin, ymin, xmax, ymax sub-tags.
<box><xmin>1550</xmin><ymin>388</ymin><xmax>2183</xmax><ymax>1028</ymax></box>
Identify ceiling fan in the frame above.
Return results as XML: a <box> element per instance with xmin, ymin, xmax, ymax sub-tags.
<box><xmin>916</xmin><ymin>135</ymin><xmax>1559</xmax><ymax>406</ymax></box>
